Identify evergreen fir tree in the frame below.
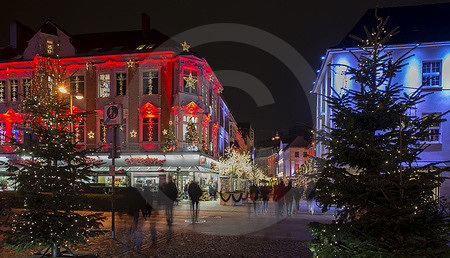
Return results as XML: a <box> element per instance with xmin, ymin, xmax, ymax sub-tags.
<box><xmin>1</xmin><ymin>58</ymin><xmax>105</xmax><ymax>256</ymax></box>
<box><xmin>307</xmin><ymin>17</ymin><xmax>449</xmax><ymax>256</ymax></box>
<box><xmin>162</xmin><ymin>122</ymin><xmax>177</xmax><ymax>152</ymax></box>
<box><xmin>185</xmin><ymin>116</ymin><xmax>199</xmax><ymax>144</ymax></box>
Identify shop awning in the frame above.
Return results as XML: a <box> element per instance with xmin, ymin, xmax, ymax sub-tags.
<box><xmin>92</xmin><ymin>166</ymin><xmax>219</xmax><ymax>173</ymax></box>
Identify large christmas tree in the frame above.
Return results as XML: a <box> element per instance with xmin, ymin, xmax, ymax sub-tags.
<box><xmin>307</xmin><ymin>17</ymin><xmax>449</xmax><ymax>256</ymax></box>
<box><xmin>1</xmin><ymin>58</ymin><xmax>105</xmax><ymax>256</ymax></box>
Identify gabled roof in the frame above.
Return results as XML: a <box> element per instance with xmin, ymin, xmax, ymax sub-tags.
<box><xmin>335</xmin><ymin>3</ymin><xmax>450</xmax><ymax>49</ymax></box>
<box><xmin>283</xmin><ymin>135</ymin><xmax>309</xmax><ymax>150</ymax></box>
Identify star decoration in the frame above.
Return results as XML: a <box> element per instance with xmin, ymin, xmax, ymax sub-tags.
<box><xmin>162</xmin><ymin>129</ymin><xmax>168</xmax><ymax>135</ymax></box>
<box><xmin>88</xmin><ymin>131</ymin><xmax>95</xmax><ymax>139</ymax></box>
<box><xmin>130</xmin><ymin>130</ymin><xmax>137</xmax><ymax>138</ymax></box>
<box><xmin>127</xmin><ymin>58</ymin><xmax>135</xmax><ymax>68</ymax></box>
<box><xmin>209</xmin><ymin>74</ymin><xmax>215</xmax><ymax>82</ymax></box>
<box><xmin>85</xmin><ymin>61</ymin><xmax>92</xmax><ymax>71</ymax></box>
<box><xmin>169</xmin><ymin>121</ymin><xmax>173</xmax><ymax>125</ymax></box>
<box><xmin>181</xmin><ymin>41</ymin><xmax>190</xmax><ymax>52</ymax></box>
<box><xmin>184</xmin><ymin>73</ymin><xmax>198</xmax><ymax>89</ymax></box>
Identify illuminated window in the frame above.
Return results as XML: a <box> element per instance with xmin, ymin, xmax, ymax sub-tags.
<box><xmin>99</xmin><ymin>74</ymin><xmax>110</xmax><ymax>98</ymax></box>
<box><xmin>422</xmin><ymin>61</ymin><xmax>441</xmax><ymax>87</ymax></box>
<box><xmin>143</xmin><ymin>71</ymin><xmax>158</xmax><ymax>95</ymax></box>
<box><xmin>143</xmin><ymin>117</ymin><xmax>159</xmax><ymax>141</ymax></box>
<box><xmin>422</xmin><ymin>113</ymin><xmax>441</xmax><ymax>142</ymax></box>
<box><xmin>70</xmin><ymin>75</ymin><xmax>84</xmax><ymax>95</ymax></box>
<box><xmin>0</xmin><ymin>80</ymin><xmax>5</xmax><ymax>102</ymax></box>
<box><xmin>116</xmin><ymin>73</ymin><xmax>127</xmax><ymax>96</ymax></box>
<box><xmin>303</xmin><ymin>151</ymin><xmax>308</xmax><ymax>158</ymax></box>
<box><xmin>46</xmin><ymin>39</ymin><xmax>54</xmax><ymax>56</ymax></box>
<box><xmin>182</xmin><ymin>69</ymin><xmax>198</xmax><ymax>94</ymax></box>
<box><xmin>22</xmin><ymin>78</ymin><xmax>31</xmax><ymax>98</ymax></box>
<box><xmin>9</xmin><ymin>79</ymin><xmax>18</xmax><ymax>101</ymax></box>
<box><xmin>182</xmin><ymin>116</ymin><xmax>198</xmax><ymax>140</ymax></box>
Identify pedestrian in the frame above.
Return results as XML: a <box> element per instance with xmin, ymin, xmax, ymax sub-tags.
<box><xmin>207</xmin><ymin>182</ymin><xmax>216</xmax><ymax>201</ymax></box>
<box><xmin>142</xmin><ymin>186</ymin><xmax>153</xmax><ymax>219</ymax></box>
<box><xmin>285</xmin><ymin>181</ymin><xmax>294</xmax><ymax>216</ymax></box>
<box><xmin>307</xmin><ymin>187</ymin><xmax>316</xmax><ymax>215</ymax></box>
<box><xmin>260</xmin><ymin>183</ymin><xmax>271</xmax><ymax>212</ymax></box>
<box><xmin>188</xmin><ymin>181</ymin><xmax>202</xmax><ymax>223</ymax></box>
<box><xmin>183</xmin><ymin>183</ymin><xmax>188</xmax><ymax>199</ymax></box>
<box><xmin>292</xmin><ymin>184</ymin><xmax>301</xmax><ymax>214</ymax></box>
<box><xmin>161</xmin><ymin>178</ymin><xmax>178</xmax><ymax>225</ymax></box>
<box><xmin>273</xmin><ymin>181</ymin><xmax>286</xmax><ymax>219</ymax></box>
<box><xmin>250</xmin><ymin>184</ymin><xmax>260</xmax><ymax>216</ymax></box>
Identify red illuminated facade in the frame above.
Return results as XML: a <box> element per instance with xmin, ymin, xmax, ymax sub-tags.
<box><xmin>0</xmin><ymin>19</ymin><xmax>248</xmax><ymax>157</ymax></box>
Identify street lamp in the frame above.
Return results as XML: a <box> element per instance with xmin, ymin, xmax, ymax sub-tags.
<box><xmin>58</xmin><ymin>86</ymin><xmax>84</xmax><ymax>134</ymax></box>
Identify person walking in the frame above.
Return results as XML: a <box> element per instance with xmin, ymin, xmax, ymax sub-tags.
<box><xmin>260</xmin><ymin>183</ymin><xmax>271</xmax><ymax>213</ymax></box>
<box><xmin>183</xmin><ymin>183</ymin><xmax>188</xmax><ymax>199</ymax></box>
<box><xmin>249</xmin><ymin>184</ymin><xmax>260</xmax><ymax>216</ymax></box>
<box><xmin>285</xmin><ymin>181</ymin><xmax>294</xmax><ymax>216</ymax></box>
<box><xmin>188</xmin><ymin>181</ymin><xmax>202</xmax><ymax>223</ymax></box>
<box><xmin>273</xmin><ymin>181</ymin><xmax>286</xmax><ymax>219</ymax></box>
<box><xmin>306</xmin><ymin>187</ymin><xmax>316</xmax><ymax>215</ymax></box>
<box><xmin>292</xmin><ymin>184</ymin><xmax>301</xmax><ymax>214</ymax></box>
<box><xmin>162</xmin><ymin>178</ymin><xmax>178</xmax><ymax>225</ymax></box>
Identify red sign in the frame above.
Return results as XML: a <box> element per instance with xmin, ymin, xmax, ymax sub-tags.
<box><xmin>124</xmin><ymin>158</ymin><xmax>166</xmax><ymax>166</ymax></box>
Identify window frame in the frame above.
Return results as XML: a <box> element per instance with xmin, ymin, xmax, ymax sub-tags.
<box><xmin>181</xmin><ymin>68</ymin><xmax>199</xmax><ymax>94</ymax></box>
<box><xmin>142</xmin><ymin>70</ymin><xmax>159</xmax><ymax>95</ymax></box>
<box><xmin>98</xmin><ymin>73</ymin><xmax>111</xmax><ymax>98</ymax></box>
<box><xmin>422</xmin><ymin>60</ymin><xmax>442</xmax><ymax>88</ymax></box>
<box><xmin>422</xmin><ymin>112</ymin><xmax>442</xmax><ymax>143</ymax></box>
<box><xmin>9</xmin><ymin>78</ymin><xmax>19</xmax><ymax>102</ymax></box>
<box><xmin>116</xmin><ymin>72</ymin><xmax>127</xmax><ymax>96</ymax></box>
<box><xmin>142</xmin><ymin>116</ymin><xmax>159</xmax><ymax>142</ymax></box>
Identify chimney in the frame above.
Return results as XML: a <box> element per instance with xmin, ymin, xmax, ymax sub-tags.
<box><xmin>141</xmin><ymin>13</ymin><xmax>150</xmax><ymax>38</ymax></box>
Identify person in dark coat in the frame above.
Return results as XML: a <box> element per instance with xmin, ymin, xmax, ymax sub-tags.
<box><xmin>162</xmin><ymin>178</ymin><xmax>178</xmax><ymax>225</ymax></box>
<box><xmin>292</xmin><ymin>184</ymin><xmax>301</xmax><ymax>214</ymax></box>
<box><xmin>249</xmin><ymin>184</ymin><xmax>260</xmax><ymax>215</ymax></box>
<box><xmin>260</xmin><ymin>183</ymin><xmax>271</xmax><ymax>212</ymax></box>
<box><xmin>188</xmin><ymin>181</ymin><xmax>202</xmax><ymax>222</ymax></box>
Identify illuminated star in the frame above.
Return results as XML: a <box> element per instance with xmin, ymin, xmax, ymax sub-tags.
<box><xmin>88</xmin><ymin>131</ymin><xmax>95</xmax><ymax>139</ymax></box>
<box><xmin>127</xmin><ymin>59</ymin><xmax>134</xmax><ymax>68</ymax></box>
<box><xmin>130</xmin><ymin>130</ymin><xmax>137</xmax><ymax>138</ymax></box>
<box><xmin>162</xmin><ymin>129</ymin><xmax>168</xmax><ymax>135</ymax></box>
<box><xmin>209</xmin><ymin>74</ymin><xmax>215</xmax><ymax>82</ymax></box>
<box><xmin>169</xmin><ymin>121</ymin><xmax>173</xmax><ymax>126</ymax></box>
<box><xmin>184</xmin><ymin>73</ymin><xmax>197</xmax><ymax>89</ymax></box>
<box><xmin>181</xmin><ymin>41</ymin><xmax>190</xmax><ymax>52</ymax></box>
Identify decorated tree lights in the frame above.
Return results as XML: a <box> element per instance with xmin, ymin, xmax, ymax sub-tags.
<box><xmin>185</xmin><ymin>116</ymin><xmax>199</xmax><ymax>148</ymax></box>
<box><xmin>1</xmin><ymin>57</ymin><xmax>105</xmax><ymax>257</ymax></box>
<box><xmin>307</xmin><ymin>17</ymin><xmax>450</xmax><ymax>256</ymax></box>
<box><xmin>162</xmin><ymin>121</ymin><xmax>177</xmax><ymax>152</ymax></box>
<box><xmin>217</xmin><ymin>147</ymin><xmax>253</xmax><ymax>193</ymax></box>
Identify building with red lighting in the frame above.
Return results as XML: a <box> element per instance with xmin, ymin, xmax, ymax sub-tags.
<box><xmin>0</xmin><ymin>16</ymin><xmax>247</xmax><ymax>192</ymax></box>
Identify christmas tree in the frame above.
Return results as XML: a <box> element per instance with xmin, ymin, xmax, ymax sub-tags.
<box><xmin>162</xmin><ymin>122</ymin><xmax>177</xmax><ymax>152</ymax></box>
<box><xmin>185</xmin><ymin>116</ymin><xmax>199</xmax><ymax>144</ymax></box>
<box><xmin>1</xmin><ymin>58</ymin><xmax>105</xmax><ymax>256</ymax></box>
<box><xmin>307</xmin><ymin>17</ymin><xmax>449</xmax><ymax>256</ymax></box>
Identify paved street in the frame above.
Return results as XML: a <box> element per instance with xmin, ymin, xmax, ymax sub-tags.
<box><xmin>0</xmin><ymin>200</ymin><xmax>334</xmax><ymax>257</ymax></box>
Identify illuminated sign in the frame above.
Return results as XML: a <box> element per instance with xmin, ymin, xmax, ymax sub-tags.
<box><xmin>124</xmin><ymin>158</ymin><xmax>166</xmax><ymax>166</ymax></box>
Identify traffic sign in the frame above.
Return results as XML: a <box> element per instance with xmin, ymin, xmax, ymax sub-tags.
<box><xmin>104</xmin><ymin>104</ymin><xmax>123</xmax><ymax>125</ymax></box>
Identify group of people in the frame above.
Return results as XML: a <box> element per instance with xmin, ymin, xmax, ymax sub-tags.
<box><xmin>159</xmin><ymin>179</ymin><xmax>203</xmax><ymax>224</ymax></box>
<box><xmin>248</xmin><ymin>181</ymin><xmax>316</xmax><ymax>217</ymax></box>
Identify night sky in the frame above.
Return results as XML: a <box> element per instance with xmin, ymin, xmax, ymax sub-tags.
<box><xmin>1</xmin><ymin>0</ymin><xmax>448</xmax><ymax>144</ymax></box>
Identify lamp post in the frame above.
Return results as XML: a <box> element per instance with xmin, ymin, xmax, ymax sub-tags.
<box><xmin>59</xmin><ymin>86</ymin><xmax>83</xmax><ymax>134</ymax></box>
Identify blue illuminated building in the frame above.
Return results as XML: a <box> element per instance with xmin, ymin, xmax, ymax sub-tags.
<box><xmin>313</xmin><ymin>4</ymin><xmax>450</xmax><ymax>201</ymax></box>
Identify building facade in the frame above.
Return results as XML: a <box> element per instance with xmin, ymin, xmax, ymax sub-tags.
<box><xmin>277</xmin><ymin>136</ymin><xmax>311</xmax><ymax>180</ymax></box>
<box><xmin>313</xmin><ymin>5</ymin><xmax>450</xmax><ymax>200</ymax></box>
<box><xmin>0</xmin><ymin>18</ymin><xmax>247</xmax><ymax>192</ymax></box>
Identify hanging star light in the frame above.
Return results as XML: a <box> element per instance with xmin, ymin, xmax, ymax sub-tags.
<box><xmin>130</xmin><ymin>130</ymin><xmax>137</xmax><ymax>138</ymax></box>
<box><xmin>184</xmin><ymin>72</ymin><xmax>197</xmax><ymax>89</ymax></box>
<box><xmin>209</xmin><ymin>74</ymin><xmax>215</xmax><ymax>82</ymax></box>
<box><xmin>181</xmin><ymin>41</ymin><xmax>190</xmax><ymax>52</ymax></box>
<box><xmin>88</xmin><ymin>131</ymin><xmax>95</xmax><ymax>139</ymax></box>
<box><xmin>162</xmin><ymin>129</ymin><xmax>168</xmax><ymax>135</ymax></box>
<box><xmin>169</xmin><ymin>120</ymin><xmax>173</xmax><ymax>126</ymax></box>
<box><xmin>127</xmin><ymin>58</ymin><xmax>135</xmax><ymax>68</ymax></box>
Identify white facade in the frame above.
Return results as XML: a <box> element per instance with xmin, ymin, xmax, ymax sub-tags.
<box><xmin>314</xmin><ymin>42</ymin><xmax>450</xmax><ymax>199</ymax></box>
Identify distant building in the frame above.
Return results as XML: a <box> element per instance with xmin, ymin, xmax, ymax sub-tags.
<box><xmin>254</xmin><ymin>145</ymin><xmax>278</xmax><ymax>178</ymax></box>
<box><xmin>313</xmin><ymin>4</ymin><xmax>450</xmax><ymax>200</ymax></box>
<box><xmin>278</xmin><ymin>136</ymin><xmax>311</xmax><ymax>180</ymax></box>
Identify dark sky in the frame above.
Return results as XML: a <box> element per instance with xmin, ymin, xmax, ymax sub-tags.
<box><xmin>1</xmin><ymin>0</ymin><xmax>448</xmax><ymax>143</ymax></box>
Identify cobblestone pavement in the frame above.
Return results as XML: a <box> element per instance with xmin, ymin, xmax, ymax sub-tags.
<box><xmin>0</xmin><ymin>200</ymin><xmax>334</xmax><ymax>257</ymax></box>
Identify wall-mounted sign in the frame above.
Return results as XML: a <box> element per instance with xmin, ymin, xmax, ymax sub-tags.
<box><xmin>124</xmin><ymin>158</ymin><xmax>166</xmax><ymax>166</ymax></box>
<box><xmin>104</xmin><ymin>104</ymin><xmax>123</xmax><ymax>126</ymax></box>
